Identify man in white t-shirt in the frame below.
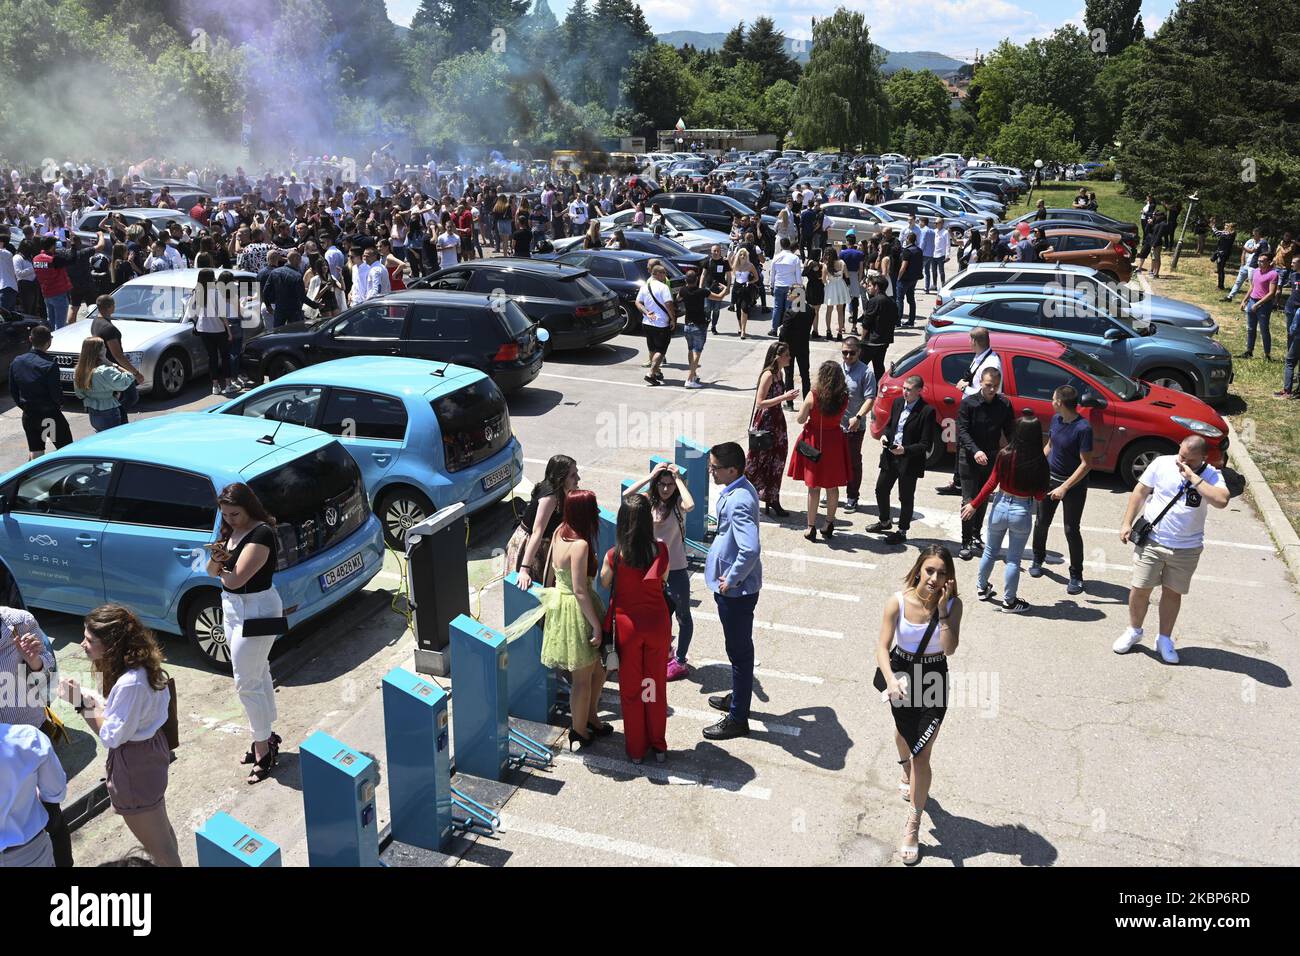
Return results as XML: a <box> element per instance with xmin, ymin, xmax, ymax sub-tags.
<box><xmin>1115</xmin><ymin>435</ymin><xmax>1230</xmax><ymax>663</ymax></box>
<box><xmin>568</xmin><ymin>196</ymin><xmax>589</xmax><ymax>231</ymax></box>
<box><xmin>768</xmin><ymin>237</ymin><xmax>803</xmax><ymax>335</ymax></box>
<box><xmin>435</xmin><ymin>223</ymin><xmax>460</xmax><ymax>270</ymax></box>
<box><xmin>635</xmin><ymin>262</ymin><xmax>676</xmax><ymax>386</ymax></box>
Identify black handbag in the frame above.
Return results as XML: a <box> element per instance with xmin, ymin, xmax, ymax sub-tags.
<box><xmin>873</xmin><ymin>607</ymin><xmax>940</xmax><ymax>692</ymax></box>
<box><xmin>1131</xmin><ymin>463</ymin><xmax>1207</xmax><ymax>547</ymax></box>
<box><xmin>796</xmin><ymin>400</ymin><xmax>824</xmax><ymax>463</ymax></box>
<box><xmin>748</xmin><ymin>377</ymin><xmax>774</xmax><ymax>453</ymax></box>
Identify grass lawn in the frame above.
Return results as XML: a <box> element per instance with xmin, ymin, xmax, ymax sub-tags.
<box><xmin>1009</xmin><ymin>180</ymin><xmax>1300</xmax><ymax>540</ymax></box>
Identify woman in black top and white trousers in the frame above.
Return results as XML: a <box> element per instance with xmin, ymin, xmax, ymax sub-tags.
<box><xmin>206</xmin><ymin>483</ymin><xmax>282</xmax><ymax>784</ymax></box>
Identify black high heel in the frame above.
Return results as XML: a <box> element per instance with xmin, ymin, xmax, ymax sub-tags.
<box><xmin>241</xmin><ymin>732</ymin><xmax>281</xmax><ymax>766</ymax></box>
<box><xmin>820</xmin><ymin>523</ymin><xmax>835</xmax><ymax>540</ymax></box>
<box><xmin>588</xmin><ymin>721</ymin><xmax>614</xmax><ymax>738</ymax></box>
<box><xmin>764</xmin><ymin>501</ymin><xmax>790</xmax><ymax>519</ymax></box>
<box><xmin>568</xmin><ymin>728</ymin><xmax>594</xmax><ymax>751</ymax></box>
<box><xmin>246</xmin><ymin>746</ymin><xmax>277</xmax><ymax>785</ymax></box>
<box><xmin>804</xmin><ymin>525</ymin><xmax>819</xmax><ymax>542</ymax></box>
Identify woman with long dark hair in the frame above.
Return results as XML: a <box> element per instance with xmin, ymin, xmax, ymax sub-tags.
<box><xmin>962</xmin><ymin>415</ymin><xmax>1050</xmax><ymax>613</ymax></box>
<box><xmin>57</xmin><ymin>605</ymin><xmax>181</xmax><ymax>866</ymax></box>
<box><xmin>599</xmin><ymin>493</ymin><xmax>671</xmax><ymax>763</ymax></box>
<box><xmin>745</xmin><ymin>343</ymin><xmax>798</xmax><ymax>518</ymax></box>
<box><xmin>185</xmin><ymin>268</ymin><xmax>233</xmax><ymax>394</ymax></box>
<box><xmin>206</xmin><ymin>482</ymin><xmax>283</xmax><ymax>783</ymax></box>
<box><xmin>788</xmin><ymin>361</ymin><xmax>851</xmax><ymax>541</ymax></box>
<box><xmin>508</xmin><ymin>454</ymin><xmax>580</xmax><ymax>590</ymax></box>
<box><xmin>506</xmin><ymin>490</ymin><xmax>609</xmax><ymax>750</ymax></box>
<box><xmin>875</xmin><ymin>546</ymin><xmax>962</xmax><ymax>865</ymax></box>
<box><xmin>625</xmin><ymin>462</ymin><xmax>696</xmax><ymax>680</ymax></box>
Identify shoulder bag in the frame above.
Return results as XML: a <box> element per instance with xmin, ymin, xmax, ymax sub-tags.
<box><xmin>1131</xmin><ymin>462</ymin><xmax>1208</xmax><ymax>547</ymax></box>
<box><xmin>748</xmin><ymin>376</ymin><xmax>775</xmax><ymax>453</ymax></box>
<box><xmin>873</xmin><ymin>605</ymin><xmax>940</xmax><ymax>692</ymax></box>
<box><xmin>796</xmin><ymin>396</ymin><xmax>824</xmax><ymax>463</ymax></box>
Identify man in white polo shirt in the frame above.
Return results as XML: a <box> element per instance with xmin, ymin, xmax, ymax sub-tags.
<box><xmin>768</xmin><ymin>237</ymin><xmax>803</xmax><ymax>336</ymax></box>
<box><xmin>636</xmin><ymin>261</ymin><xmax>676</xmax><ymax>386</ymax></box>
<box><xmin>1115</xmin><ymin>435</ymin><xmax>1229</xmax><ymax>663</ymax></box>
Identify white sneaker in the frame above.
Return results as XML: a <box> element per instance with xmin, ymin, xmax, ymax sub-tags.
<box><xmin>684</xmin><ymin>378</ymin><xmax>703</xmax><ymax>389</ymax></box>
<box><xmin>211</xmin><ymin>383</ymin><xmax>222</xmax><ymax>395</ymax></box>
<box><xmin>1113</xmin><ymin>627</ymin><xmax>1142</xmax><ymax>654</ymax></box>
<box><xmin>1156</xmin><ymin>635</ymin><xmax>1180</xmax><ymax>664</ymax></box>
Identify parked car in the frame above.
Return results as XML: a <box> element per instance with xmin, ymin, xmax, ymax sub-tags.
<box><xmin>819</xmin><ymin>202</ymin><xmax>902</xmax><ymax>244</ymax></box>
<box><xmin>935</xmin><ymin>263</ymin><xmax>1218</xmax><ymax>334</ymax></box>
<box><xmin>72</xmin><ymin>207</ymin><xmax>206</xmax><ymax>243</ymax></box>
<box><xmin>215</xmin><ymin>356</ymin><xmax>523</xmax><ymax>548</ymax></box>
<box><xmin>0</xmin><ymin>413</ymin><xmax>385</xmax><ymax>670</ymax></box>
<box><xmin>1001</xmin><ymin>208</ymin><xmax>1139</xmax><ymax>246</ymax></box>
<box><xmin>901</xmin><ymin>188</ymin><xmax>1002</xmax><ymax>221</ymax></box>
<box><xmin>594</xmin><ymin>209</ymin><xmax>731</xmax><ymax>252</ymax></box>
<box><xmin>551</xmin><ymin>249</ymin><xmax>686</xmax><ymax>333</ymax></box>
<box><xmin>409</xmin><ymin>259</ymin><xmax>621</xmax><ymax>351</ymax></box>
<box><xmin>652</xmin><ymin>193</ymin><xmax>775</xmax><ymax>247</ymax></box>
<box><xmin>49</xmin><ymin>268</ymin><xmax>263</xmax><ymax>399</ymax></box>
<box><xmin>905</xmin><ymin>181</ymin><xmax>1005</xmax><ymax>216</ymax></box>
<box><xmin>876</xmin><ymin>198</ymin><xmax>983</xmax><ymax>236</ymax></box>
<box><xmin>872</xmin><ymin>331</ymin><xmax>1229</xmax><ymax>486</ymax></box>
<box><xmin>926</xmin><ymin>289</ymin><xmax>1233</xmax><ymax>400</ymax></box>
<box><xmin>239</xmin><ymin>290</ymin><xmax>546</xmax><ymax>392</ymax></box>
<box><xmin>1033</xmin><ymin>227</ymin><xmax>1134</xmax><ymax>282</ymax></box>
<box><xmin>999</xmin><ymin>219</ymin><xmax>1138</xmax><ymax>258</ymax></box>
<box><xmin>546</xmin><ymin>229</ymin><xmax>708</xmax><ymax>273</ymax></box>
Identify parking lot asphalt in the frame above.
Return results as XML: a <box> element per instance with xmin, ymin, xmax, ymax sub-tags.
<box><xmin>5</xmin><ymin>290</ymin><xmax>1297</xmax><ymax>867</ymax></box>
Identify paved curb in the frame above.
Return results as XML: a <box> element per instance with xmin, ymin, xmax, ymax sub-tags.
<box><xmin>1226</xmin><ymin>419</ymin><xmax>1300</xmax><ymax>585</ymax></box>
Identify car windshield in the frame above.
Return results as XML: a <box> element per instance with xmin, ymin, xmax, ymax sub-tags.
<box><xmin>1061</xmin><ymin>348</ymin><xmax>1141</xmax><ymax>401</ymax></box>
<box><xmin>103</xmin><ymin>284</ymin><xmax>191</xmax><ymax>322</ymax></box>
<box><xmin>666</xmin><ymin>211</ymin><xmax>705</xmax><ymax>230</ymax></box>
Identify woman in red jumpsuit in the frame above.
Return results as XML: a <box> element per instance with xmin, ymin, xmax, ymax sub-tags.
<box><xmin>599</xmin><ymin>494</ymin><xmax>671</xmax><ymax>764</ymax></box>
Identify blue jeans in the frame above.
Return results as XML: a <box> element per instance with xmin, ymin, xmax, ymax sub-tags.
<box><xmin>714</xmin><ymin>590</ymin><xmax>758</xmax><ymax>721</ymax></box>
<box><xmin>976</xmin><ymin>494</ymin><xmax>1033</xmax><ymax>602</ymax></box>
<box><xmin>1227</xmin><ymin>264</ymin><xmax>1251</xmax><ymax>299</ymax></box>
<box><xmin>88</xmin><ymin>407</ymin><xmax>123</xmax><ymax>432</ymax></box>
<box><xmin>1283</xmin><ymin>306</ymin><xmax>1300</xmax><ymax>392</ymax></box>
<box><xmin>0</xmin><ymin>287</ymin><xmax>15</xmax><ymax>311</ymax></box>
<box><xmin>771</xmin><ymin>285</ymin><xmax>789</xmax><ymax>331</ymax></box>
<box><xmin>230</xmin><ymin>335</ymin><xmax>244</xmax><ymax>380</ymax></box>
<box><xmin>932</xmin><ymin>254</ymin><xmax>947</xmax><ymax>288</ymax></box>
<box><xmin>922</xmin><ymin>256</ymin><xmax>936</xmax><ymax>289</ymax></box>
<box><xmin>895</xmin><ymin>278</ymin><xmax>917</xmax><ymax>323</ymax></box>
<box><xmin>666</xmin><ymin>568</ymin><xmax>694</xmax><ymax>662</ymax></box>
<box><xmin>44</xmin><ymin>293</ymin><xmax>69</xmax><ymax>330</ymax></box>
<box><xmin>1244</xmin><ymin>297</ymin><xmax>1273</xmax><ymax>355</ymax></box>
<box><xmin>705</xmin><ymin>299</ymin><xmax>723</xmax><ymax>330</ymax></box>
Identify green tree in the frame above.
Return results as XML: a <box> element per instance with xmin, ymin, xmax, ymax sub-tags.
<box><xmin>1085</xmin><ymin>0</ymin><xmax>1144</xmax><ymax>55</ymax></box>
<box><xmin>885</xmin><ymin>69</ymin><xmax>951</xmax><ymax>140</ymax></box>
<box><xmin>411</xmin><ymin>0</ymin><xmax>529</xmax><ymax>55</ymax></box>
<box><xmin>790</xmin><ymin>8</ymin><xmax>889</xmax><ymax>151</ymax></box>
<box><xmin>719</xmin><ymin>22</ymin><xmax>746</xmax><ymax>68</ymax></box>
<box><xmin>621</xmin><ymin>43</ymin><xmax>700</xmax><ymax>139</ymax></box>
<box><xmin>760</xmin><ymin>79</ymin><xmax>797</xmax><ymax>136</ymax></box>
<box><xmin>745</xmin><ymin>17</ymin><xmax>800</xmax><ymax>87</ymax></box>
<box><xmin>1086</xmin><ymin>41</ymin><xmax>1143</xmax><ymax>149</ymax></box>
<box><xmin>690</xmin><ymin>61</ymin><xmax>766</xmax><ymax>130</ymax></box>
<box><xmin>990</xmin><ymin>103</ymin><xmax>1078</xmax><ymax>170</ymax></box>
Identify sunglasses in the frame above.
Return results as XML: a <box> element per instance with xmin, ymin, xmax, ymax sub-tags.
<box><xmin>842</xmin><ymin>350</ymin><xmax>858</xmax><ymax>357</ymax></box>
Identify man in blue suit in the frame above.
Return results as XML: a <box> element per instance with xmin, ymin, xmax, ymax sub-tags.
<box><xmin>703</xmin><ymin>441</ymin><xmax>762</xmax><ymax>740</ymax></box>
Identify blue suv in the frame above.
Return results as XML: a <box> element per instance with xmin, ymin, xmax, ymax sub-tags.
<box><xmin>213</xmin><ymin>356</ymin><xmax>524</xmax><ymax>547</ymax></box>
<box><xmin>0</xmin><ymin>414</ymin><xmax>385</xmax><ymax>671</ymax></box>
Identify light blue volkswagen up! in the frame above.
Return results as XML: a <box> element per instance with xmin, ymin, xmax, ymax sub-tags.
<box><xmin>0</xmin><ymin>413</ymin><xmax>384</xmax><ymax>670</ymax></box>
<box><xmin>213</xmin><ymin>356</ymin><xmax>524</xmax><ymax>547</ymax></box>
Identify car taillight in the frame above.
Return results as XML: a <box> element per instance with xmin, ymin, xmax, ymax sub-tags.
<box><xmin>493</xmin><ymin>343</ymin><xmax>520</xmax><ymax>362</ymax></box>
<box><xmin>1112</xmin><ymin>242</ymin><xmax>1127</xmax><ymax>256</ymax></box>
<box><xmin>929</xmin><ymin>317</ymin><xmax>953</xmax><ymax>327</ymax></box>
<box><xmin>575</xmin><ymin>303</ymin><xmax>602</xmax><ymax>318</ymax></box>
<box><xmin>934</xmin><ymin>297</ymin><xmax>942</xmax><ymax>309</ymax></box>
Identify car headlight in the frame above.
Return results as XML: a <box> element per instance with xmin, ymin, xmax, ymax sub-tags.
<box><xmin>127</xmin><ymin>351</ymin><xmax>146</xmax><ymax>368</ymax></box>
<box><xmin>1171</xmin><ymin>416</ymin><xmax>1223</xmax><ymax>438</ymax></box>
<box><xmin>1194</xmin><ymin>352</ymin><xmax>1227</xmax><ymax>360</ymax></box>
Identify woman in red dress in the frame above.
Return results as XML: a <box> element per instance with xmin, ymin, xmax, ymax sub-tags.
<box><xmin>788</xmin><ymin>361</ymin><xmax>851</xmax><ymax>541</ymax></box>
<box><xmin>599</xmin><ymin>494</ymin><xmax>671</xmax><ymax>764</ymax></box>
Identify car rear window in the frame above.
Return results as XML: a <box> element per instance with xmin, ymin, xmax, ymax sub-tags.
<box><xmin>430</xmin><ymin>378</ymin><xmax>512</xmax><ymax>472</ymax></box>
<box><xmin>501</xmin><ymin>301</ymin><xmax>532</xmax><ymax>336</ymax></box>
<box><xmin>891</xmin><ymin>345</ymin><xmax>927</xmax><ymax>378</ymax></box>
<box><xmin>249</xmin><ymin>442</ymin><xmax>370</xmax><ymax>569</ymax></box>
<box><xmin>560</xmin><ymin>274</ymin><xmax>611</xmax><ymax>300</ymax></box>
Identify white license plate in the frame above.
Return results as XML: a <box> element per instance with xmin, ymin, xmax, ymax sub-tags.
<box><xmin>320</xmin><ymin>552</ymin><xmax>365</xmax><ymax>590</ymax></box>
<box><xmin>482</xmin><ymin>464</ymin><xmax>511</xmax><ymax>491</ymax></box>
<box><xmin>59</xmin><ymin>368</ymin><xmax>74</xmax><ymax>382</ymax></box>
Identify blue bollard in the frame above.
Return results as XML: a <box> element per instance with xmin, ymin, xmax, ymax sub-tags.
<box><xmin>594</xmin><ymin>505</ymin><xmax>618</xmax><ymax>606</ymax></box>
<box><xmin>300</xmin><ymin>731</ymin><xmax>381</xmax><ymax>867</ymax></box>
<box><xmin>676</xmin><ymin>436</ymin><xmax>710</xmax><ymax>548</ymax></box>
<box><xmin>196</xmin><ymin>812</ymin><xmax>281</xmax><ymax>867</ymax></box>
<box><xmin>503</xmin><ymin>573</ymin><xmax>556</xmax><ymax>723</ymax></box>
<box><xmin>448</xmin><ymin>614</ymin><xmax>510</xmax><ymax>781</ymax></box>
<box><xmin>382</xmin><ymin>668</ymin><xmax>453</xmax><ymax>852</ymax></box>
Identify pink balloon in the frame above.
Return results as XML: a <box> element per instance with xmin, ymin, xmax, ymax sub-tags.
<box><xmin>1017</xmin><ymin>222</ymin><xmax>1031</xmax><ymax>237</ymax></box>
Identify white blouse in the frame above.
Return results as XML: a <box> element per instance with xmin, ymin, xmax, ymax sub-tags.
<box><xmin>98</xmin><ymin>668</ymin><xmax>170</xmax><ymax>749</ymax></box>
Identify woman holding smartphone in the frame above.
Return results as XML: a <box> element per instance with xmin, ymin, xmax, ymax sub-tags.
<box><xmin>205</xmin><ymin>482</ymin><xmax>283</xmax><ymax>784</ymax></box>
<box><xmin>875</xmin><ymin>545</ymin><xmax>962</xmax><ymax>865</ymax></box>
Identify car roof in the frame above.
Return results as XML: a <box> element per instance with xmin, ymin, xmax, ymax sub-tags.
<box><xmin>455</xmin><ymin>258</ymin><xmax>587</xmax><ymax>276</ymax></box>
<box><xmin>88</xmin><ymin>207</ymin><xmax>195</xmax><ymax>219</ymax></box>
<box><xmin>116</xmin><ymin>268</ymin><xmax>257</xmax><ymax>288</ymax></box>
<box><xmin>32</xmin><ymin>413</ymin><xmax>329</xmax><ymax>475</ymax></box>
<box><xmin>270</xmin><ymin>355</ymin><xmax>481</xmax><ymax>398</ymax></box>
<box><xmin>1042</xmin><ymin>227</ymin><xmax>1123</xmax><ymax>240</ymax></box>
<box><xmin>927</xmin><ymin>329</ymin><xmax>1067</xmax><ymax>357</ymax></box>
<box><xmin>364</xmin><ymin>289</ymin><xmax>505</xmax><ymax>308</ymax></box>
<box><xmin>947</xmin><ymin>289</ymin><xmax>1099</xmax><ymax>304</ymax></box>
<box><xmin>561</xmin><ymin>248</ymin><xmax>659</xmax><ymax>261</ymax></box>
<box><xmin>958</xmin><ymin>261</ymin><xmax>1101</xmax><ymax>278</ymax></box>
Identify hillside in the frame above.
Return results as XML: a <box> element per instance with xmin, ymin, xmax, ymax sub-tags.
<box><xmin>655</xmin><ymin>30</ymin><xmax>968</xmax><ymax>75</ymax></box>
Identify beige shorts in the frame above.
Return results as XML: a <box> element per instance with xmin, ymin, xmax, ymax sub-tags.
<box><xmin>1132</xmin><ymin>542</ymin><xmax>1203</xmax><ymax>594</ymax></box>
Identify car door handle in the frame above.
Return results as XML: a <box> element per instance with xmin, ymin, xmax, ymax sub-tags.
<box><xmin>75</xmin><ymin>534</ymin><xmax>97</xmax><ymax>548</ymax></box>
<box><xmin>943</xmin><ymin>396</ymin><xmax>955</xmax><ymax>405</ymax></box>
<box><xmin>371</xmin><ymin>452</ymin><xmax>391</xmax><ymax>465</ymax></box>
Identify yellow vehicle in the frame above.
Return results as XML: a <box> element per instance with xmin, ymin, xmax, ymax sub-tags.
<box><xmin>551</xmin><ymin>151</ymin><xmax>584</xmax><ymax>175</ymax></box>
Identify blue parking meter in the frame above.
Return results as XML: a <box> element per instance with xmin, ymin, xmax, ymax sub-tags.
<box><xmin>676</xmin><ymin>437</ymin><xmax>710</xmax><ymax>547</ymax></box>
<box><xmin>448</xmin><ymin>615</ymin><xmax>509</xmax><ymax>781</ymax></box>
<box><xmin>300</xmin><ymin>731</ymin><xmax>381</xmax><ymax>867</ymax></box>
<box><xmin>382</xmin><ymin>668</ymin><xmax>453</xmax><ymax>852</ymax></box>
<box><xmin>195</xmin><ymin>812</ymin><xmax>281</xmax><ymax>867</ymax></box>
<box><xmin>503</xmin><ymin>574</ymin><xmax>556</xmax><ymax>723</ymax></box>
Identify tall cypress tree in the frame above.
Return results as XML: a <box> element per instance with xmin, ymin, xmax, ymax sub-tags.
<box><xmin>745</xmin><ymin>17</ymin><xmax>800</xmax><ymax>87</ymax></box>
<box><xmin>719</xmin><ymin>22</ymin><xmax>747</xmax><ymax>68</ymax></box>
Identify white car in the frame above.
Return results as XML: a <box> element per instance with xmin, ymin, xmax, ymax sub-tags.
<box><xmin>906</xmin><ymin>181</ymin><xmax>1005</xmax><ymax>216</ymax></box>
<box><xmin>819</xmin><ymin>202</ymin><xmax>906</xmax><ymax>244</ymax></box>
<box><xmin>49</xmin><ymin>268</ymin><xmax>264</xmax><ymax>399</ymax></box>
<box><xmin>590</xmin><ymin>209</ymin><xmax>730</xmax><ymax>253</ymax></box>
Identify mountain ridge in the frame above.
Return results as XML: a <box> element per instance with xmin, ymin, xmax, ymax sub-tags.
<box><xmin>655</xmin><ymin>30</ymin><xmax>968</xmax><ymax>75</ymax></box>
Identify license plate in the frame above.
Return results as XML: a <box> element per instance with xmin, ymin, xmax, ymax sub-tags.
<box><xmin>320</xmin><ymin>552</ymin><xmax>365</xmax><ymax>590</ymax></box>
<box><xmin>482</xmin><ymin>463</ymin><xmax>512</xmax><ymax>491</ymax></box>
<box><xmin>59</xmin><ymin>368</ymin><xmax>74</xmax><ymax>382</ymax></box>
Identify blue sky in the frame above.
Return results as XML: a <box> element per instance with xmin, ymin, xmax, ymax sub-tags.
<box><xmin>386</xmin><ymin>1</ymin><xmax>1177</xmax><ymax>60</ymax></box>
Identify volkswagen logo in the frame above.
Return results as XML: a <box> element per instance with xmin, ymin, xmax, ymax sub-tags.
<box><xmin>325</xmin><ymin>507</ymin><xmax>338</xmax><ymax>528</ymax></box>
<box><xmin>483</xmin><ymin>424</ymin><xmax>497</xmax><ymax>443</ymax></box>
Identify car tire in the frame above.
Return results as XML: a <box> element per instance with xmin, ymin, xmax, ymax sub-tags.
<box><xmin>183</xmin><ymin>589</ymin><xmax>233</xmax><ymax>674</ymax></box>
<box><xmin>619</xmin><ymin>304</ymin><xmax>640</xmax><ymax>335</ymax></box>
<box><xmin>1144</xmin><ymin>367</ymin><xmax>1195</xmax><ymax>395</ymax></box>
<box><xmin>378</xmin><ymin>487</ymin><xmax>435</xmax><ymax>550</ymax></box>
<box><xmin>266</xmin><ymin>354</ymin><xmax>301</xmax><ymax>380</ymax></box>
<box><xmin>152</xmin><ymin>349</ymin><xmax>189</xmax><ymax>398</ymax></box>
<box><xmin>1118</xmin><ymin>438</ymin><xmax>1176</xmax><ymax>489</ymax></box>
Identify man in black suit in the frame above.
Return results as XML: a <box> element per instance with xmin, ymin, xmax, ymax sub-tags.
<box><xmin>867</xmin><ymin>374</ymin><xmax>937</xmax><ymax>545</ymax></box>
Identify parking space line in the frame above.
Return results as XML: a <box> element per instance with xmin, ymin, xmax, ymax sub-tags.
<box><xmin>764</xmin><ymin>582</ymin><xmax>859</xmax><ymax>602</ymax></box>
<box><xmin>764</xmin><ymin>549</ymin><xmax>876</xmax><ymax>570</ymax></box>
<box><xmin>599</xmin><ymin>692</ymin><xmax>801</xmax><ymax>736</ymax></box>
<box><xmin>498</xmin><ymin>814</ymin><xmax>733</xmax><ymax>867</ymax></box>
<box><xmin>552</xmin><ymin>752</ymin><xmax>771</xmax><ymax>800</ymax></box>
<box><xmin>1080</xmin><ymin>560</ymin><xmax>1262</xmax><ymax>588</ymax></box>
<box><xmin>695</xmin><ymin>611</ymin><xmax>844</xmax><ymax>640</ymax></box>
<box><xmin>696</xmin><ymin>659</ymin><xmax>825</xmax><ymax>685</ymax></box>
<box><xmin>539</xmin><ymin>371</ymin><xmax>751</xmax><ymax>398</ymax></box>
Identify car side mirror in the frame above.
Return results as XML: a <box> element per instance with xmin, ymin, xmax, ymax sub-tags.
<box><xmin>1079</xmin><ymin>390</ymin><xmax>1107</xmax><ymax>409</ymax></box>
<box><xmin>1103</xmin><ymin>327</ymin><xmax>1125</xmax><ymax>341</ymax></box>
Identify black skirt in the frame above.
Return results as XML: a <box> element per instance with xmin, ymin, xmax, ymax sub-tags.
<box><xmin>886</xmin><ymin>646</ymin><xmax>948</xmax><ymax>763</ymax></box>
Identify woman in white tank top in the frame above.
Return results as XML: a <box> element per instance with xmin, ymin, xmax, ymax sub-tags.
<box><xmin>875</xmin><ymin>545</ymin><xmax>963</xmax><ymax>865</ymax></box>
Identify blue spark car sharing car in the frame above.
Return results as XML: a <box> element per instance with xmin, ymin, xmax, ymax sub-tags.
<box><xmin>0</xmin><ymin>414</ymin><xmax>385</xmax><ymax>671</ymax></box>
<box><xmin>213</xmin><ymin>356</ymin><xmax>524</xmax><ymax>548</ymax></box>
